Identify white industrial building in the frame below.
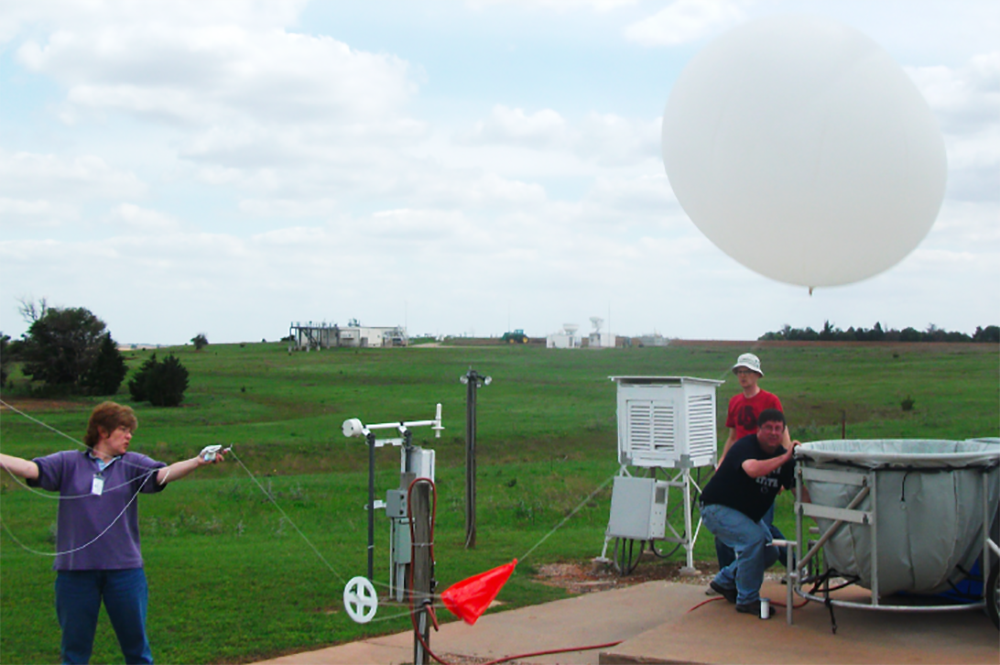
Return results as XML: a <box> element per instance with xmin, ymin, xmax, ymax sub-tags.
<box><xmin>547</xmin><ymin>323</ymin><xmax>582</xmax><ymax>349</ymax></box>
<box><xmin>548</xmin><ymin>317</ymin><xmax>614</xmax><ymax>349</ymax></box>
<box><xmin>288</xmin><ymin>322</ymin><xmax>407</xmax><ymax>350</ymax></box>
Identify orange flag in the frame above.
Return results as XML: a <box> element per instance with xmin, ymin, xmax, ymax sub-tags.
<box><xmin>441</xmin><ymin>559</ymin><xmax>517</xmax><ymax>625</ymax></box>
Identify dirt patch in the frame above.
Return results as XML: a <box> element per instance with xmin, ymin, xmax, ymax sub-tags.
<box><xmin>534</xmin><ymin>556</ymin><xmax>715</xmax><ymax>594</ymax></box>
<box><xmin>0</xmin><ymin>398</ymin><xmax>87</xmax><ymax>412</ymax></box>
<box><xmin>533</xmin><ymin>555</ymin><xmax>787</xmax><ymax>595</ymax></box>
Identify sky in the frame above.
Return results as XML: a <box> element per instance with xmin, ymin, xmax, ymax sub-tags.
<box><xmin>0</xmin><ymin>0</ymin><xmax>997</xmax><ymax>345</ymax></box>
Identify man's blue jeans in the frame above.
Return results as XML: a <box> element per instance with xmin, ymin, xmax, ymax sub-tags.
<box><xmin>701</xmin><ymin>503</ymin><xmax>779</xmax><ymax>605</ymax></box>
<box><xmin>55</xmin><ymin>568</ymin><xmax>153</xmax><ymax>664</ymax></box>
<box><xmin>715</xmin><ymin>503</ymin><xmax>788</xmax><ymax>568</ymax></box>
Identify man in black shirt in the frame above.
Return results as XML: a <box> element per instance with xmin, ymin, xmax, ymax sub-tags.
<box><xmin>700</xmin><ymin>408</ymin><xmax>800</xmax><ymax>616</ymax></box>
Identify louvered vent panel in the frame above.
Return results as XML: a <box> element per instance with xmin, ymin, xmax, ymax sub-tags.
<box><xmin>687</xmin><ymin>394</ymin><xmax>716</xmax><ymax>458</ymax></box>
<box><xmin>627</xmin><ymin>401</ymin><xmax>653</xmax><ymax>457</ymax></box>
<box><xmin>650</xmin><ymin>404</ymin><xmax>676</xmax><ymax>456</ymax></box>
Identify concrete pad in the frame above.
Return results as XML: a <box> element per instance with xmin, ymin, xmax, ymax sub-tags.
<box><xmin>254</xmin><ymin>580</ymin><xmax>999</xmax><ymax>665</ymax></box>
<box><xmin>602</xmin><ymin>580</ymin><xmax>999</xmax><ymax>664</ymax></box>
<box><xmin>254</xmin><ymin>582</ymin><xmax>708</xmax><ymax>665</ymax></box>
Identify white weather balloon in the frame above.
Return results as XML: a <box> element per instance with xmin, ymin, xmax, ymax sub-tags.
<box><xmin>662</xmin><ymin>16</ymin><xmax>947</xmax><ymax>288</ymax></box>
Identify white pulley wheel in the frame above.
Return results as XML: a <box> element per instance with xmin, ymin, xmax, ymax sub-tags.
<box><xmin>343</xmin><ymin>576</ymin><xmax>378</xmax><ymax>623</ymax></box>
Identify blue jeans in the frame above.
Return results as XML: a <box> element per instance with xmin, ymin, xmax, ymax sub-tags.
<box><xmin>715</xmin><ymin>503</ymin><xmax>788</xmax><ymax>568</ymax></box>
<box><xmin>701</xmin><ymin>503</ymin><xmax>779</xmax><ymax>605</ymax></box>
<box><xmin>55</xmin><ymin>568</ymin><xmax>153</xmax><ymax>664</ymax></box>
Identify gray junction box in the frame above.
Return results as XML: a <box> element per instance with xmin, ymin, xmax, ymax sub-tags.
<box><xmin>607</xmin><ymin>476</ymin><xmax>670</xmax><ymax>540</ymax></box>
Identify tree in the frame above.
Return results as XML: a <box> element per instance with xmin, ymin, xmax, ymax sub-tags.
<box><xmin>973</xmin><ymin>326</ymin><xmax>999</xmax><ymax>343</ymax></box>
<box><xmin>191</xmin><ymin>333</ymin><xmax>208</xmax><ymax>351</ymax></box>
<box><xmin>0</xmin><ymin>333</ymin><xmax>10</xmax><ymax>385</ymax></box>
<box><xmin>19</xmin><ymin>306</ymin><xmax>108</xmax><ymax>388</ymax></box>
<box><xmin>80</xmin><ymin>333</ymin><xmax>128</xmax><ymax>396</ymax></box>
<box><xmin>17</xmin><ymin>296</ymin><xmax>48</xmax><ymax>324</ymax></box>
<box><xmin>129</xmin><ymin>353</ymin><xmax>189</xmax><ymax>407</ymax></box>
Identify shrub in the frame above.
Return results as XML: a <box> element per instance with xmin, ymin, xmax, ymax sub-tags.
<box><xmin>129</xmin><ymin>353</ymin><xmax>189</xmax><ymax>407</ymax></box>
<box><xmin>80</xmin><ymin>333</ymin><xmax>128</xmax><ymax>396</ymax></box>
<box><xmin>0</xmin><ymin>334</ymin><xmax>10</xmax><ymax>385</ymax></box>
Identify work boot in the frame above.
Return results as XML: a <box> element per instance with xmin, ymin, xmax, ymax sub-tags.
<box><xmin>709</xmin><ymin>581</ymin><xmax>737</xmax><ymax>604</ymax></box>
<box><xmin>736</xmin><ymin>599</ymin><xmax>770</xmax><ymax>618</ymax></box>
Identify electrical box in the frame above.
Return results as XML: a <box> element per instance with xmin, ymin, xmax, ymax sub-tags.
<box><xmin>610</xmin><ymin>376</ymin><xmax>724</xmax><ymax>469</ymax></box>
<box><xmin>386</xmin><ymin>490</ymin><xmax>408</xmax><ymax>519</ymax></box>
<box><xmin>606</xmin><ymin>476</ymin><xmax>670</xmax><ymax>540</ymax></box>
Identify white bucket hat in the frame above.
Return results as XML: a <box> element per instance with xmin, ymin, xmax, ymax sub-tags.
<box><xmin>731</xmin><ymin>353</ymin><xmax>763</xmax><ymax>376</ymax></box>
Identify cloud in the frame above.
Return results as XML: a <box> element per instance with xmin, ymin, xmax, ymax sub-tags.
<box><xmin>466</xmin><ymin>0</ymin><xmax>637</xmax><ymax>12</ymax></box>
<box><xmin>461</xmin><ymin>105</ymin><xmax>660</xmax><ymax>167</ymax></box>
<box><xmin>624</xmin><ymin>0</ymin><xmax>746</xmax><ymax>46</ymax></box>
<box><xmin>0</xmin><ymin>150</ymin><xmax>145</xmax><ymax>200</ymax></box>
<box><xmin>18</xmin><ymin>26</ymin><xmax>420</xmax><ymax>129</ymax></box>
<box><xmin>108</xmin><ymin>203</ymin><xmax>183</xmax><ymax>232</ymax></box>
<box><xmin>0</xmin><ymin>198</ymin><xmax>78</xmax><ymax>229</ymax></box>
<box><xmin>907</xmin><ymin>52</ymin><xmax>1000</xmax><ymax>202</ymax></box>
<box><xmin>462</xmin><ymin>105</ymin><xmax>571</xmax><ymax>149</ymax></box>
<box><xmin>576</xmin><ymin>112</ymin><xmax>661</xmax><ymax>166</ymax></box>
<box><xmin>907</xmin><ymin>52</ymin><xmax>1000</xmax><ymax>135</ymax></box>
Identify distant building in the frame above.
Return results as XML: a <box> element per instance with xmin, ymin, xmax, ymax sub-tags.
<box><xmin>545</xmin><ymin>323</ymin><xmax>581</xmax><ymax>349</ymax></box>
<box><xmin>547</xmin><ymin>323</ymin><xmax>582</xmax><ymax>349</ymax></box>
<box><xmin>288</xmin><ymin>322</ymin><xmax>407</xmax><ymax>350</ymax></box>
<box><xmin>586</xmin><ymin>316</ymin><xmax>613</xmax><ymax>349</ymax></box>
<box><xmin>636</xmin><ymin>333</ymin><xmax>669</xmax><ymax>347</ymax></box>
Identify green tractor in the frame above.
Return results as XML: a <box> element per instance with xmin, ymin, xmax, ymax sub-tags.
<box><xmin>501</xmin><ymin>329</ymin><xmax>529</xmax><ymax>344</ymax></box>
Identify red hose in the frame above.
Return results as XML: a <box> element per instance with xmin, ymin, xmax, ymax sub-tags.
<box><xmin>403</xmin><ymin>477</ymin><xmax>626</xmax><ymax>665</ymax></box>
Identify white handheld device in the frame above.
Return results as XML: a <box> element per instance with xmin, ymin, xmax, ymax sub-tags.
<box><xmin>200</xmin><ymin>445</ymin><xmax>229</xmax><ymax>462</ymax></box>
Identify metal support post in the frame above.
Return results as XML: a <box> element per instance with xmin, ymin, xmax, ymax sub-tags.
<box><xmin>411</xmin><ymin>481</ymin><xmax>433</xmax><ymax>665</ymax></box>
<box><xmin>366</xmin><ymin>430</ymin><xmax>376</xmax><ymax>583</ymax></box>
<box><xmin>461</xmin><ymin>368</ymin><xmax>490</xmax><ymax>549</ymax></box>
<box><xmin>681</xmin><ymin>468</ymin><xmax>696</xmax><ymax>573</ymax></box>
<box><xmin>983</xmin><ymin>471</ymin><xmax>991</xmax><ymax>603</ymax></box>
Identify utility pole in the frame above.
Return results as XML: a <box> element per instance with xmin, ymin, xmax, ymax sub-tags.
<box><xmin>460</xmin><ymin>368</ymin><xmax>491</xmax><ymax>548</ymax></box>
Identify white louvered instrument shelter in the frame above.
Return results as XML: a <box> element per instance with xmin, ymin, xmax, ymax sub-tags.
<box><xmin>610</xmin><ymin>376</ymin><xmax>724</xmax><ymax>469</ymax></box>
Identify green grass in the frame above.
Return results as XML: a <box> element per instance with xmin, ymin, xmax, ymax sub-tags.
<box><xmin>1</xmin><ymin>341</ymin><xmax>997</xmax><ymax>663</ymax></box>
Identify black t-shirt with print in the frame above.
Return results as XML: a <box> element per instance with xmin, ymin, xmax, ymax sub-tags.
<box><xmin>701</xmin><ymin>434</ymin><xmax>795</xmax><ymax>522</ymax></box>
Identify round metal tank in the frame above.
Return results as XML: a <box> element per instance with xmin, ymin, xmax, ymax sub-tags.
<box><xmin>798</xmin><ymin>439</ymin><xmax>1000</xmax><ymax>596</ymax></box>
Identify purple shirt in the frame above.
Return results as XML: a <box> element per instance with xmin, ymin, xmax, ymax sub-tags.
<box><xmin>28</xmin><ymin>450</ymin><xmax>167</xmax><ymax>570</ymax></box>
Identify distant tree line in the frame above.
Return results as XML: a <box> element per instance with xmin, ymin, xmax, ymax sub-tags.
<box><xmin>760</xmin><ymin>321</ymin><xmax>999</xmax><ymax>343</ymax></box>
<box><xmin>2</xmin><ymin>298</ymin><xmax>190</xmax><ymax>406</ymax></box>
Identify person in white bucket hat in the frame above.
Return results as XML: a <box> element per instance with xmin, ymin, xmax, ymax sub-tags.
<box><xmin>722</xmin><ymin>353</ymin><xmax>789</xmax><ymax>458</ymax></box>
<box><xmin>712</xmin><ymin>352</ymin><xmax>793</xmax><ymax>576</ymax></box>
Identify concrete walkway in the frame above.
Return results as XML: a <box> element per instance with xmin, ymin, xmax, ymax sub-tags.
<box><xmin>255</xmin><ymin>580</ymin><xmax>999</xmax><ymax>664</ymax></box>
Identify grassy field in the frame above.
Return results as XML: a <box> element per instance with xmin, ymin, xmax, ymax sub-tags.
<box><xmin>1</xmin><ymin>340</ymin><xmax>997</xmax><ymax>663</ymax></box>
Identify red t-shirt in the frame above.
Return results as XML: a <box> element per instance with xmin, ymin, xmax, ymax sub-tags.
<box><xmin>725</xmin><ymin>389</ymin><xmax>783</xmax><ymax>440</ymax></box>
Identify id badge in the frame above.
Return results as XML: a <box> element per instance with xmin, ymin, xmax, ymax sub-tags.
<box><xmin>91</xmin><ymin>475</ymin><xmax>104</xmax><ymax>496</ymax></box>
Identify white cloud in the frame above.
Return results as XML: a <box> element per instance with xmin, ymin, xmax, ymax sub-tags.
<box><xmin>907</xmin><ymin>52</ymin><xmax>1000</xmax><ymax>202</ymax></box>
<box><xmin>108</xmin><ymin>203</ymin><xmax>182</xmax><ymax>232</ymax></box>
<box><xmin>463</xmin><ymin>105</ymin><xmax>571</xmax><ymax>149</ymax></box>
<box><xmin>461</xmin><ymin>106</ymin><xmax>660</xmax><ymax>167</ymax></box>
<box><xmin>466</xmin><ymin>0</ymin><xmax>637</xmax><ymax>12</ymax></box>
<box><xmin>0</xmin><ymin>198</ymin><xmax>77</xmax><ymax>228</ymax></box>
<box><xmin>0</xmin><ymin>150</ymin><xmax>146</xmax><ymax>207</ymax></box>
<box><xmin>907</xmin><ymin>52</ymin><xmax>1000</xmax><ymax>135</ymax></box>
<box><xmin>239</xmin><ymin>198</ymin><xmax>339</xmax><ymax>218</ymax></box>
<box><xmin>18</xmin><ymin>26</ymin><xmax>420</xmax><ymax>128</ymax></box>
<box><xmin>576</xmin><ymin>112</ymin><xmax>661</xmax><ymax>166</ymax></box>
<box><xmin>624</xmin><ymin>0</ymin><xmax>746</xmax><ymax>46</ymax></box>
